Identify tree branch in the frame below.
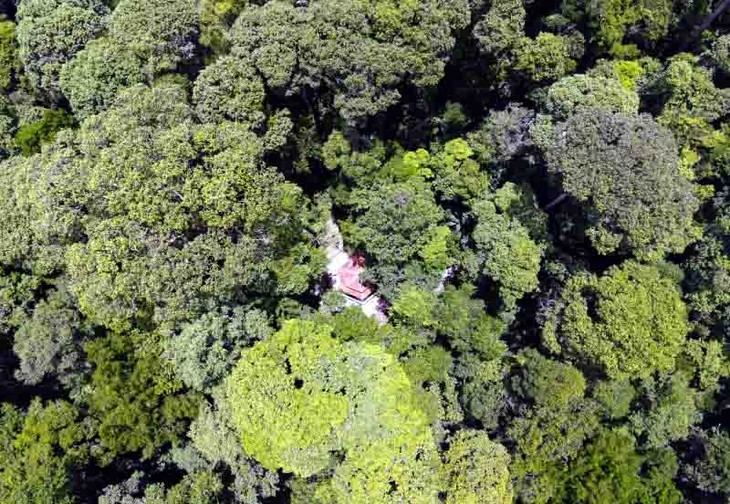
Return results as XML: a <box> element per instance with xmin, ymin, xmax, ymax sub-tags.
<box><xmin>681</xmin><ymin>0</ymin><xmax>730</xmax><ymax>51</ymax></box>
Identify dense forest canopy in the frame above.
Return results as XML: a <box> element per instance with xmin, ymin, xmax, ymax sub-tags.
<box><xmin>0</xmin><ymin>0</ymin><xmax>729</xmax><ymax>502</ymax></box>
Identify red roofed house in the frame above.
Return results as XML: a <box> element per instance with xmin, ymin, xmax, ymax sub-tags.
<box><xmin>323</xmin><ymin>217</ymin><xmax>386</xmax><ymax>323</ymax></box>
<box><xmin>336</xmin><ymin>255</ymin><xmax>374</xmax><ymax>302</ymax></box>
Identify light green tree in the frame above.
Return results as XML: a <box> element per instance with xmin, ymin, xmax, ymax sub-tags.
<box><xmin>60</xmin><ymin>37</ymin><xmax>144</xmax><ymax>119</ymax></box>
<box><xmin>164</xmin><ymin>307</ymin><xmax>272</xmax><ymax>391</ymax></box>
<box><xmin>108</xmin><ymin>0</ymin><xmax>198</xmax><ymax>77</ymax></box>
<box><xmin>441</xmin><ymin>430</ymin><xmax>513</xmax><ymax>504</ymax></box>
<box><xmin>225</xmin><ymin>319</ymin><xmax>441</xmax><ymax>503</ymax></box>
<box><xmin>192</xmin><ymin>54</ymin><xmax>266</xmax><ymax>126</ymax></box>
<box><xmin>544</xmin><ymin>261</ymin><xmax>690</xmax><ymax>380</ymax></box>
<box><xmin>545</xmin><ymin>74</ymin><xmax>640</xmax><ymax>120</ymax></box>
<box><xmin>0</xmin><ymin>400</ymin><xmax>91</xmax><ymax>503</ymax></box>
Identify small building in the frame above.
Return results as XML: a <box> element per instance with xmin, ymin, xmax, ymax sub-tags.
<box><xmin>323</xmin><ymin>217</ymin><xmax>387</xmax><ymax>324</ymax></box>
<box><xmin>336</xmin><ymin>255</ymin><xmax>374</xmax><ymax>303</ymax></box>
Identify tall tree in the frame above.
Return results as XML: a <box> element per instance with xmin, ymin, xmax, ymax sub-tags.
<box><xmin>541</xmin><ymin>110</ymin><xmax>700</xmax><ymax>260</ymax></box>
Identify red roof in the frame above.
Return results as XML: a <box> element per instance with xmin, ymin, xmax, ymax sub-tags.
<box><xmin>337</xmin><ymin>257</ymin><xmax>374</xmax><ymax>301</ymax></box>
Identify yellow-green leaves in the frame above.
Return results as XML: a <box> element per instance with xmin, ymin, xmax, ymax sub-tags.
<box><xmin>549</xmin><ymin>262</ymin><xmax>689</xmax><ymax>380</ymax></box>
<box><xmin>225</xmin><ymin>319</ymin><xmax>441</xmax><ymax>502</ymax></box>
<box><xmin>471</xmin><ymin>185</ymin><xmax>545</xmax><ymax>310</ymax></box>
<box><xmin>441</xmin><ymin>430</ymin><xmax>513</xmax><ymax>504</ymax></box>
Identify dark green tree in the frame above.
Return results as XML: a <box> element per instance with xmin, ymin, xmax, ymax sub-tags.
<box><xmin>554</xmin><ymin>430</ymin><xmax>682</xmax><ymax>504</ymax></box>
<box><xmin>684</xmin><ymin>429</ymin><xmax>730</xmax><ymax>496</ymax></box>
<box><xmin>542</xmin><ymin>110</ymin><xmax>700</xmax><ymax>260</ymax></box>
<box><xmin>229</xmin><ymin>0</ymin><xmax>470</xmax><ymax>123</ymax></box>
<box><xmin>84</xmin><ymin>330</ymin><xmax>200</xmax><ymax>463</ymax></box>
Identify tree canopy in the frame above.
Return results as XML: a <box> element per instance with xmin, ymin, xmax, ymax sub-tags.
<box><xmin>0</xmin><ymin>0</ymin><xmax>729</xmax><ymax>502</ymax></box>
<box><xmin>544</xmin><ymin>261</ymin><xmax>690</xmax><ymax>379</ymax></box>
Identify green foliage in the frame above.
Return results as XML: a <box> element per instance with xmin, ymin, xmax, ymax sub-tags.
<box><xmin>164</xmin><ymin>307</ymin><xmax>272</xmax><ymax>391</ymax></box>
<box><xmin>562</xmin><ymin>0</ymin><xmax>673</xmax><ymax>55</ymax></box>
<box><xmin>513</xmin><ymin>349</ymin><xmax>586</xmax><ymax>411</ymax></box>
<box><xmin>327</xmin><ymin>292</ymin><xmax>492</xmax><ymax>432</ymax></box>
<box><xmin>60</xmin><ymin>37</ymin><xmax>145</xmax><ymax>119</ymax></box>
<box><xmin>585</xmin><ymin>58</ymin><xmax>648</xmax><ymax>91</ymax></box>
<box><xmin>427</xmin><ymin>139</ymin><xmax>490</xmax><ymax>203</ymax></box>
<box><xmin>711</xmin><ymin>34</ymin><xmax>730</xmax><ymax>75</ymax></box>
<box><xmin>591</xmin><ymin>379</ymin><xmax>635</xmax><ymax>420</ymax></box>
<box><xmin>509</xmin><ymin>389</ymin><xmax>600</xmax><ymax>502</ymax></box>
<box><xmin>469</xmin><ymin>183</ymin><xmax>545</xmax><ymax>310</ymax></box>
<box><xmin>629</xmin><ymin>372</ymin><xmax>701</xmax><ymax>448</ymax></box>
<box><xmin>402</xmin><ymin>344</ymin><xmax>463</xmax><ymax>428</ymax></box>
<box><xmin>543</xmin><ymin>110</ymin><xmax>700</xmax><ymax>260</ymax></box>
<box><xmin>99</xmin><ymin>469</ymin><xmax>229</xmax><ymax>504</ymax></box>
<box><xmin>473</xmin><ymin>0</ymin><xmax>526</xmax><ymax>83</ymax></box>
<box><xmin>467</xmin><ymin>105</ymin><xmax>536</xmax><ymax>183</ymax></box>
<box><xmin>475</xmin><ymin>0</ymin><xmax>580</xmax><ymax>87</ymax></box>
<box><xmin>187</xmin><ymin>398</ymin><xmax>280</xmax><ymax>503</ymax></box>
<box><xmin>0</xmin><ymin>400</ymin><xmax>90</xmax><ymax>503</ymax></box>
<box><xmin>545</xmin><ymin>74</ymin><xmax>640</xmax><ymax>120</ymax></box>
<box><xmin>0</xmin><ymin>271</ymin><xmax>42</xmax><ymax>334</ymax></box>
<box><xmin>108</xmin><ymin>0</ymin><xmax>198</xmax><ymax>77</ymax></box>
<box><xmin>554</xmin><ymin>430</ymin><xmax>681</xmax><ymax>504</ymax></box>
<box><xmin>225</xmin><ymin>319</ymin><xmax>441</xmax><ymax>502</ymax></box>
<box><xmin>452</xmin><ymin>350</ymin><xmax>507</xmax><ymax>430</ymax></box>
<box><xmin>16</xmin><ymin>0</ymin><xmax>108</xmax><ymax>99</ymax></box>
<box><xmin>0</xmin><ymin>0</ymin><xmax>729</xmax><ymax>500</ymax></box>
<box><xmin>0</xmin><ymin>96</ymin><xmax>16</xmax><ymax>159</ymax></box>
<box><xmin>556</xmin><ymin>430</ymin><xmax>645</xmax><ymax>503</ymax></box>
<box><xmin>144</xmin><ymin>471</ymin><xmax>224</xmax><ymax>504</ymax></box>
<box><xmin>391</xmin><ymin>285</ymin><xmax>439</xmax><ymax>328</ymax></box>
<box><xmin>684</xmin><ymin>233</ymin><xmax>730</xmax><ymax>331</ymax></box>
<box><xmin>441</xmin><ymin>430</ymin><xmax>513</xmax><ymax>504</ymax></box>
<box><xmin>230</xmin><ymin>0</ymin><xmax>470</xmax><ymax>122</ymax></box>
<box><xmin>685</xmin><ymin>429</ymin><xmax>730</xmax><ymax>495</ymax></box>
<box><xmin>85</xmin><ymin>331</ymin><xmax>201</xmax><ymax>463</ymax></box>
<box><xmin>3</xmin><ymin>84</ymin><xmax>323</xmax><ymax>331</ymax></box>
<box><xmin>192</xmin><ymin>54</ymin><xmax>266</xmax><ymax>126</ymax></box>
<box><xmin>509</xmin><ymin>352</ymin><xmax>598</xmax><ymax>502</ymax></box>
<box><xmin>680</xmin><ymin>339</ymin><xmax>730</xmax><ymax>392</ymax></box>
<box><xmin>654</xmin><ymin>54</ymin><xmax>730</xmax><ymax>149</ymax></box>
<box><xmin>0</xmin><ymin>19</ymin><xmax>17</xmax><ymax>90</ymax></box>
<box><xmin>199</xmin><ymin>0</ymin><xmax>247</xmax><ymax>53</ymax></box>
<box><xmin>97</xmin><ymin>471</ymin><xmax>147</xmax><ymax>503</ymax></box>
<box><xmin>13</xmin><ymin>108</ymin><xmax>74</xmax><ymax>155</ymax></box>
<box><xmin>343</xmin><ymin>179</ymin><xmax>451</xmax><ymax>296</ymax></box>
<box><xmin>546</xmin><ymin>261</ymin><xmax>689</xmax><ymax>379</ymax></box>
<box><xmin>433</xmin><ymin>285</ymin><xmax>506</xmax><ymax>356</ymax></box>
<box><xmin>12</xmin><ymin>285</ymin><xmax>87</xmax><ymax>385</ymax></box>
<box><xmin>515</xmin><ymin>33</ymin><xmax>577</xmax><ymax>83</ymax></box>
